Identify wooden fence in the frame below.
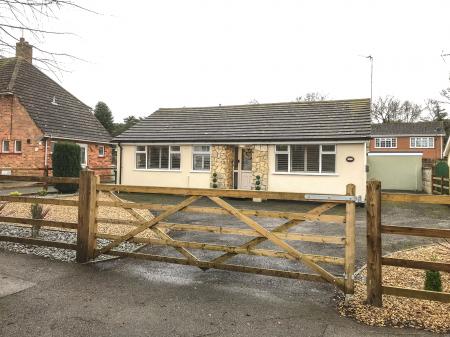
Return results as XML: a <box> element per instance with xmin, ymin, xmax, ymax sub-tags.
<box><xmin>0</xmin><ymin>174</ymin><xmax>80</xmax><ymax>257</ymax></box>
<box><xmin>432</xmin><ymin>176</ymin><xmax>449</xmax><ymax>195</ymax></box>
<box><xmin>0</xmin><ymin>171</ymin><xmax>357</xmax><ymax>295</ymax></box>
<box><xmin>366</xmin><ymin>180</ymin><xmax>450</xmax><ymax>306</ymax></box>
<box><xmin>0</xmin><ymin>166</ymin><xmax>116</xmax><ymax>187</ymax></box>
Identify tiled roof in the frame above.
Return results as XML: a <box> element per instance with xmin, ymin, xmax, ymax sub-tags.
<box><xmin>115</xmin><ymin>99</ymin><xmax>371</xmax><ymax>143</ymax></box>
<box><xmin>371</xmin><ymin>121</ymin><xmax>446</xmax><ymax>136</ymax></box>
<box><xmin>0</xmin><ymin>57</ymin><xmax>112</xmax><ymax>144</ymax></box>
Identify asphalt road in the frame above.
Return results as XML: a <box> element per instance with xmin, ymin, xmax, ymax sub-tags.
<box><xmin>0</xmin><ymin>249</ymin><xmax>446</xmax><ymax>337</ymax></box>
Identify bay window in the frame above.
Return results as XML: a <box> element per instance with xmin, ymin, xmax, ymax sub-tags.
<box><xmin>135</xmin><ymin>145</ymin><xmax>180</xmax><ymax>170</ymax></box>
<box><xmin>275</xmin><ymin>144</ymin><xmax>336</xmax><ymax>174</ymax></box>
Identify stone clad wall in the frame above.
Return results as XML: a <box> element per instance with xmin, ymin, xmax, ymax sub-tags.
<box><xmin>211</xmin><ymin>145</ymin><xmax>234</xmax><ymax>189</ymax></box>
<box><xmin>251</xmin><ymin>145</ymin><xmax>269</xmax><ymax>191</ymax></box>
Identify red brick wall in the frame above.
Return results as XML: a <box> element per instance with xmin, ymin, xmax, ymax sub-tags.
<box><xmin>369</xmin><ymin>136</ymin><xmax>444</xmax><ymax>160</ymax></box>
<box><xmin>0</xmin><ymin>94</ymin><xmax>114</xmax><ymax>177</ymax></box>
<box><xmin>0</xmin><ymin>95</ymin><xmax>46</xmax><ymax>175</ymax></box>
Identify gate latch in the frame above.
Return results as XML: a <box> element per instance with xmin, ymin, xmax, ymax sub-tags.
<box><xmin>305</xmin><ymin>194</ymin><xmax>358</xmax><ymax>202</ymax></box>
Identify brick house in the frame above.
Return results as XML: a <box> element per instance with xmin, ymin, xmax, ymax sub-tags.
<box><xmin>370</xmin><ymin>121</ymin><xmax>446</xmax><ymax>160</ymax></box>
<box><xmin>0</xmin><ymin>38</ymin><xmax>113</xmax><ymax>175</ymax></box>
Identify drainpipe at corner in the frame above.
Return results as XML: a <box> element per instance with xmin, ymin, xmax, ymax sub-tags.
<box><xmin>118</xmin><ymin>143</ymin><xmax>123</xmax><ymax>184</ymax></box>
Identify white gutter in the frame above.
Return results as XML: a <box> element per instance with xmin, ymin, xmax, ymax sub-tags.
<box><xmin>116</xmin><ymin>140</ymin><xmax>369</xmax><ymax>146</ymax></box>
<box><xmin>45</xmin><ymin>135</ymin><xmax>113</xmax><ymax>145</ymax></box>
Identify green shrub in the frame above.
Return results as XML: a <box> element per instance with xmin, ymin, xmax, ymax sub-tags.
<box><xmin>37</xmin><ymin>190</ymin><xmax>48</xmax><ymax>196</ymax></box>
<box><xmin>424</xmin><ymin>270</ymin><xmax>442</xmax><ymax>292</ymax></box>
<box><xmin>52</xmin><ymin>142</ymin><xmax>81</xmax><ymax>193</ymax></box>
<box><xmin>212</xmin><ymin>183</ymin><xmax>218</xmax><ymax>188</ymax></box>
<box><xmin>255</xmin><ymin>185</ymin><xmax>261</xmax><ymax>190</ymax></box>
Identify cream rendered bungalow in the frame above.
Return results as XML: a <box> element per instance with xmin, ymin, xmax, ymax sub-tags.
<box><xmin>114</xmin><ymin>99</ymin><xmax>371</xmax><ymax>200</ymax></box>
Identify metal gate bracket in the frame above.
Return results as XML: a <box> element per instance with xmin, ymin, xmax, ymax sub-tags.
<box><xmin>305</xmin><ymin>194</ymin><xmax>357</xmax><ymax>202</ymax></box>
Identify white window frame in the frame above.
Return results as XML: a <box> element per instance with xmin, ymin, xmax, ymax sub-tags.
<box><xmin>374</xmin><ymin>137</ymin><xmax>397</xmax><ymax>149</ymax></box>
<box><xmin>2</xmin><ymin>140</ymin><xmax>10</xmax><ymax>153</ymax></box>
<box><xmin>98</xmin><ymin>145</ymin><xmax>105</xmax><ymax>157</ymax></box>
<box><xmin>135</xmin><ymin>145</ymin><xmax>181</xmax><ymax>171</ymax></box>
<box><xmin>78</xmin><ymin>143</ymin><xmax>88</xmax><ymax>167</ymax></box>
<box><xmin>14</xmin><ymin>140</ymin><xmax>22</xmax><ymax>153</ymax></box>
<box><xmin>410</xmin><ymin>137</ymin><xmax>434</xmax><ymax>149</ymax></box>
<box><xmin>275</xmin><ymin>144</ymin><xmax>336</xmax><ymax>174</ymax></box>
<box><xmin>192</xmin><ymin>145</ymin><xmax>211</xmax><ymax>171</ymax></box>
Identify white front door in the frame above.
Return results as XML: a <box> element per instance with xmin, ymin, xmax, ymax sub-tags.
<box><xmin>233</xmin><ymin>147</ymin><xmax>252</xmax><ymax>190</ymax></box>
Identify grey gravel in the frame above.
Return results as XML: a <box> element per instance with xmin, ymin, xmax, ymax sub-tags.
<box><xmin>0</xmin><ymin>224</ymin><xmax>143</xmax><ymax>262</ymax></box>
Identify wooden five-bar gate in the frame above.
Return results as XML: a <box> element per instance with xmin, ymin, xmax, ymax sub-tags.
<box><xmin>0</xmin><ymin>171</ymin><xmax>357</xmax><ymax>295</ymax></box>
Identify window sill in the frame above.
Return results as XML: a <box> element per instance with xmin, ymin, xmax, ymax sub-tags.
<box><xmin>133</xmin><ymin>169</ymin><xmax>181</xmax><ymax>172</ymax></box>
<box><xmin>272</xmin><ymin>172</ymin><xmax>338</xmax><ymax>177</ymax></box>
<box><xmin>189</xmin><ymin>170</ymin><xmax>211</xmax><ymax>173</ymax></box>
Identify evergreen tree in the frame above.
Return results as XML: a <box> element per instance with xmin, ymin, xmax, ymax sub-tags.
<box><xmin>52</xmin><ymin>142</ymin><xmax>81</xmax><ymax>193</ymax></box>
<box><xmin>94</xmin><ymin>101</ymin><xmax>114</xmax><ymax>135</ymax></box>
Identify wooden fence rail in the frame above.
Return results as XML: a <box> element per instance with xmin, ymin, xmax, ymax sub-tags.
<box><xmin>432</xmin><ymin>176</ymin><xmax>449</xmax><ymax>195</ymax></box>
<box><xmin>366</xmin><ymin>180</ymin><xmax>450</xmax><ymax>306</ymax></box>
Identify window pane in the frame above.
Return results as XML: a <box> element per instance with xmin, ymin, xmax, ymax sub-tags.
<box><xmin>80</xmin><ymin>147</ymin><xmax>86</xmax><ymax>165</ymax></box>
<box><xmin>15</xmin><ymin>141</ymin><xmax>22</xmax><ymax>152</ymax></box>
<box><xmin>203</xmin><ymin>155</ymin><xmax>210</xmax><ymax>170</ymax></box>
<box><xmin>322</xmin><ymin>154</ymin><xmax>335</xmax><ymax>173</ymax></box>
<box><xmin>276</xmin><ymin>145</ymin><xmax>288</xmax><ymax>152</ymax></box>
<box><xmin>136</xmin><ymin>153</ymin><xmax>146</xmax><ymax>169</ymax></box>
<box><xmin>291</xmin><ymin>145</ymin><xmax>305</xmax><ymax>172</ymax></box>
<box><xmin>148</xmin><ymin>147</ymin><xmax>159</xmax><ymax>168</ymax></box>
<box><xmin>160</xmin><ymin>146</ymin><xmax>169</xmax><ymax>168</ymax></box>
<box><xmin>276</xmin><ymin>153</ymin><xmax>289</xmax><ymax>172</ymax></box>
<box><xmin>194</xmin><ymin>145</ymin><xmax>210</xmax><ymax>153</ymax></box>
<box><xmin>241</xmin><ymin>148</ymin><xmax>252</xmax><ymax>171</ymax></box>
<box><xmin>193</xmin><ymin>154</ymin><xmax>204</xmax><ymax>170</ymax></box>
<box><xmin>321</xmin><ymin>145</ymin><xmax>335</xmax><ymax>152</ymax></box>
<box><xmin>136</xmin><ymin>145</ymin><xmax>145</xmax><ymax>152</ymax></box>
<box><xmin>3</xmin><ymin>141</ymin><xmax>9</xmax><ymax>152</ymax></box>
<box><xmin>171</xmin><ymin>146</ymin><xmax>180</xmax><ymax>152</ymax></box>
<box><xmin>171</xmin><ymin>153</ymin><xmax>180</xmax><ymax>169</ymax></box>
<box><xmin>306</xmin><ymin>145</ymin><xmax>320</xmax><ymax>172</ymax></box>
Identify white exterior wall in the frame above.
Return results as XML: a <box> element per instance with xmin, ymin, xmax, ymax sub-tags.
<box><xmin>268</xmin><ymin>143</ymin><xmax>367</xmax><ymax>200</ymax></box>
<box><xmin>119</xmin><ymin>144</ymin><xmax>210</xmax><ymax>188</ymax></box>
<box><xmin>119</xmin><ymin>142</ymin><xmax>367</xmax><ymax>200</ymax></box>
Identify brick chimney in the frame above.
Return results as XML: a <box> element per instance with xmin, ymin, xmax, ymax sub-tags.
<box><xmin>16</xmin><ymin>38</ymin><xmax>32</xmax><ymax>63</ymax></box>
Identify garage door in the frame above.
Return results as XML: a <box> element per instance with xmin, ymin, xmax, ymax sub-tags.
<box><xmin>367</xmin><ymin>153</ymin><xmax>423</xmax><ymax>191</ymax></box>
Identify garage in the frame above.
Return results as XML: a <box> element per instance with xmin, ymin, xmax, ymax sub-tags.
<box><xmin>367</xmin><ymin>153</ymin><xmax>423</xmax><ymax>191</ymax></box>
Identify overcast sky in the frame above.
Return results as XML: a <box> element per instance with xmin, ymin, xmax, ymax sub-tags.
<box><xmin>9</xmin><ymin>0</ymin><xmax>450</xmax><ymax>121</ymax></box>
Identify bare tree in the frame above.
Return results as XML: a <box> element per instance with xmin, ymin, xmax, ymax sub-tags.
<box><xmin>371</xmin><ymin>96</ymin><xmax>422</xmax><ymax>123</ymax></box>
<box><xmin>0</xmin><ymin>1</ymin><xmax>95</xmax><ymax>76</ymax></box>
<box><xmin>296</xmin><ymin>92</ymin><xmax>328</xmax><ymax>102</ymax></box>
<box><xmin>423</xmin><ymin>99</ymin><xmax>448</xmax><ymax>121</ymax></box>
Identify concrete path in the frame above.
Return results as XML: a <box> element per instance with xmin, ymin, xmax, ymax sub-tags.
<box><xmin>0</xmin><ymin>250</ymin><xmax>444</xmax><ymax>337</ymax></box>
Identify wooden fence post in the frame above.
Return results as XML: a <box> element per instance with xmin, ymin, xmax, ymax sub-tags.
<box><xmin>366</xmin><ymin>180</ymin><xmax>382</xmax><ymax>307</ymax></box>
<box><xmin>76</xmin><ymin>170</ymin><xmax>99</xmax><ymax>263</ymax></box>
<box><xmin>344</xmin><ymin>184</ymin><xmax>356</xmax><ymax>296</ymax></box>
<box><xmin>43</xmin><ymin>166</ymin><xmax>49</xmax><ymax>191</ymax></box>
